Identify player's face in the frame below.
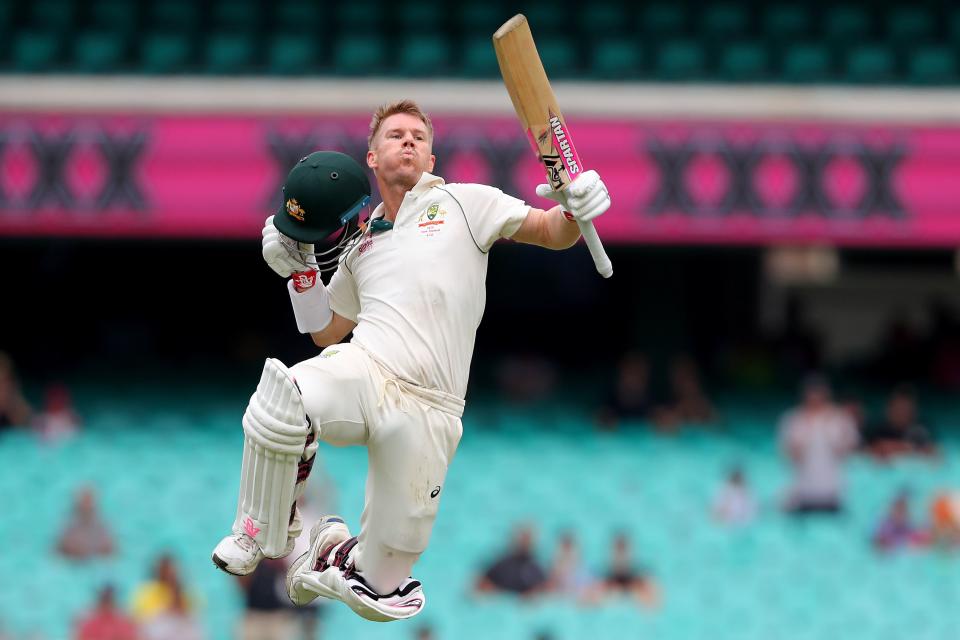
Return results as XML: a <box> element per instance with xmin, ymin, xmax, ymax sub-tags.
<box><xmin>367</xmin><ymin>113</ymin><xmax>436</xmax><ymax>188</ymax></box>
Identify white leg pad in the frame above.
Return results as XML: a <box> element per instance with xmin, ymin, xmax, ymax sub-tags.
<box><xmin>233</xmin><ymin>358</ymin><xmax>310</xmax><ymax>557</ymax></box>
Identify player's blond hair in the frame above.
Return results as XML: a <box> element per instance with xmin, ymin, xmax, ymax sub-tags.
<box><xmin>367</xmin><ymin>100</ymin><xmax>434</xmax><ymax>149</ymax></box>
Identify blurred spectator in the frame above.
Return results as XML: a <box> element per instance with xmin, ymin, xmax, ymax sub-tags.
<box><xmin>862</xmin><ymin>385</ymin><xmax>937</xmax><ymax>461</ymax></box>
<box><xmin>596</xmin><ymin>352</ymin><xmax>655</xmax><ymax>429</ymax></box>
<box><xmin>925</xmin><ymin>300</ymin><xmax>960</xmax><ymax>390</ymax></box>
<box><xmin>56</xmin><ymin>486</ymin><xmax>114</xmax><ymax>560</ymax></box>
<box><xmin>711</xmin><ymin>466</ymin><xmax>757</xmax><ymax>526</ymax></box>
<box><xmin>0</xmin><ymin>351</ymin><xmax>32</xmax><ymax>430</ymax></box>
<box><xmin>929</xmin><ymin>491</ymin><xmax>960</xmax><ymax>549</ymax></box>
<box><xmin>414</xmin><ymin>625</ymin><xmax>435</xmax><ymax>640</ymax></box>
<box><xmin>546</xmin><ymin>531</ymin><xmax>592</xmax><ymax>598</ymax></box>
<box><xmin>874</xmin><ymin>312</ymin><xmax>924</xmax><ymax>383</ymax></box>
<box><xmin>872</xmin><ymin>490</ymin><xmax>927</xmax><ymax>552</ymax></box>
<box><xmin>779</xmin><ymin>375</ymin><xmax>859</xmax><ymax>514</ymax></box>
<box><xmin>475</xmin><ymin>525</ymin><xmax>548</xmax><ymax>597</ymax></box>
<box><xmin>142</xmin><ymin>582</ymin><xmax>204</xmax><ymax>640</ymax></box>
<box><xmin>654</xmin><ymin>355</ymin><xmax>717</xmax><ymax>431</ymax></box>
<box><xmin>33</xmin><ymin>383</ymin><xmax>81</xmax><ymax>443</ymax></box>
<box><xmin>236</xmin><ymin>558</ymin><xmax>295</xmax><ymax>640</ymax></box>
<box><xmin>772</xmin><ymin>294</ymin><xmax>822</xmax><ymax>383</ymax></box>
<box><xmin>496</xmin><ymin>355</ymin><xmax>558</xmax><ymax>405</ymax></box>
<box><xmin>132</xmin><ymin>554</ymin><xmax>194</xmax><ymax>623</ymax></box>
<box><xmin>594</xmin><ymin>533</ymin><xmax>659</xmax><ymax>608</ymax></box>
<box><xmin>74</xmin><ymin>585</ymin><xmax>138</xmax><ymax>640</ymax></box>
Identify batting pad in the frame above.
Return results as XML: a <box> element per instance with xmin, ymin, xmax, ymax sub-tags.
<box><xmin>233</xmin><ymin>358</ymin><xmax>309</xmax><ymax>557</ymax></box>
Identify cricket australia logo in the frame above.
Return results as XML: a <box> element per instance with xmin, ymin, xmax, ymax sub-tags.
<box><xmin>286</xmin><ymin>198</ymin><xmax>305</xmax><ymax>221</ymax></box>
<box><xmin>417</xmin><ymin>202</ymin><xmax>447</xmax><ymax>236</ymax></box>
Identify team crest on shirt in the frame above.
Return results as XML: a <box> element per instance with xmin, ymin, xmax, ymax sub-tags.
<box><xmin>417</xmin><ymin>203</ymin><xmax>446</xmax><ymax>236</ymax></box>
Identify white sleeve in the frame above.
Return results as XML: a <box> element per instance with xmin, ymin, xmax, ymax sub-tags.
<box><xmin>447</xmin><ymin>184</ymin><xmax>529</xmax><ymax>252</ymax></box>
<box><xmin>326</xmin><ymin>264</ymin><xmax>360</xmax><ymax>323</ymax></box>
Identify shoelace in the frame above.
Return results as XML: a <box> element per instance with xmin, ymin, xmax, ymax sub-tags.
<box><xmin>234</xmin><ymin>534</ymin><xmax>256</xmax><ymax>553</ymax></box>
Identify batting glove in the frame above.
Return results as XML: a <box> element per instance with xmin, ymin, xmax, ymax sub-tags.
<box><xmin>261</xmin><ymin>215</ymin><xmax>318</xmax><ymax>291</ymax></box>
<box><xmin>535</xmin><ymin>170</ymin><xmax>611</xmax><ymax>222</ymax></box>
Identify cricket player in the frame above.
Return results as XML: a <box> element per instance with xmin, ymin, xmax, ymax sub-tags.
<box><xmin>212</xmin><ymin>100</ymin><xmax>610</xmax><ymax>622</ymax></box>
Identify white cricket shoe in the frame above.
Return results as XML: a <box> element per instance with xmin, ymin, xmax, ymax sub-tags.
<box><xmin>286</xmin><ymin>515</ymin><xmax>352</xmax><ymax>606</ymax></box>
<box><xmin>286</xmin><ymin>516</ymin><xmax>426</xmax><ymax>621</ymax></box>
<box><xmin>212</xmin><ymin>531</ymin><xmax>296</xmax><ymax>576</ymax></box>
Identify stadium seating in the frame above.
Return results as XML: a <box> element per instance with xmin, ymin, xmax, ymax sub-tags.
<box><xmin>0</xmin><ymin>0</ymin><xmax>957</xmax><ymax>84</ymax></box>
<box><xmin>1</xmin><ymin>385</ymin><xmax>957</xmax><ymax>640</ymax></box>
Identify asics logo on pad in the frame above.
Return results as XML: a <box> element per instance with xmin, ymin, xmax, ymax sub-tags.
<box><xmin>243</xmin><ymin>517</ymin><xmax>261</xmax><ymax>538</ymax></box>
<box><xmin>430</xmin><ymin>486</ymin><xmax>441</xmax><ymax>498</ymax></box>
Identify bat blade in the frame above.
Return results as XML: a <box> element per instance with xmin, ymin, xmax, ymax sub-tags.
<box><xmin>493</xmin><ymin>14</ymin><xmax>612</xmax><ymax>278</ymax></box>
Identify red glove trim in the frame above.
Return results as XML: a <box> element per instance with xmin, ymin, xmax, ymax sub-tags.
<box><xmin>291</xmin><ymin>270</ymin><xmax>318</xmax><ymax>293</ymax></box>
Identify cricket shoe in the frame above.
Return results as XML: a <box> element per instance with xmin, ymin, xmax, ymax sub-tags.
<box><xmin>286</xmin><ymin>516</ymin><xmax>426</xmax><ymax>621</ymax></box>
<box><xmin>211</xmin><ymin>530</ymin><xmax>296</xmax><ymax>576</ymax></box>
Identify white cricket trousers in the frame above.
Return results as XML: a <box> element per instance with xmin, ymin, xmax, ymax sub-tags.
<box><xmin>290</xmin><ymin>343</ymin><xmax>464</xmax><ymax>595</ymax></box>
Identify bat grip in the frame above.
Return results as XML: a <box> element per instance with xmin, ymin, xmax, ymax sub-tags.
<box><xmin>577</xmin><ymin>221</ymin><xmax>613</xmax><ymax>278</ymax></box>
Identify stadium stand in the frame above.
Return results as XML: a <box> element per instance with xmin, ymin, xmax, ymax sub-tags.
<box><xmin>1</xmin><ymin>387</ymin><xmax>957</xmax><ymax>640</ymax></box>
<box><xmin>0</xmin><ymin>0</ymin><xmax>958</xmax><ymax>84</ymax></box>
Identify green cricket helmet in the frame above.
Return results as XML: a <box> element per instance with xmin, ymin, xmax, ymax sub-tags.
<box><xmin>274</xmin><ymin>150</ymin><xmax>372</xmax><ymax>273</ymax></box>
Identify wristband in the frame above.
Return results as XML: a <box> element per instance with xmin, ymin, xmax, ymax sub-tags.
<box><xmin>287</xmin><ymin>279</ymin><xmax>333</xmax><ymax>334</ymax></box>
<box><xmin>291</xmin><ymin>269</ymin><xmax>317</xmax><ymax>293</ymax></box>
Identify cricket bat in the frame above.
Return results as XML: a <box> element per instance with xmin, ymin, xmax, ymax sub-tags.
<box><xmin>493</xmin><ymin>14</ymin><xmax>613</xmax><ymax>278</ymax></box>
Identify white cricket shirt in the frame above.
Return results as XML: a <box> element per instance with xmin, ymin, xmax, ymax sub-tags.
<box><xmin>326</xmin><ymin>172</ymin><xmax>529</xmax><ymax>399</ymax></box>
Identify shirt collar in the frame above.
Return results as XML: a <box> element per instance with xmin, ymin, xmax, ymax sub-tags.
<box><xmin>410</xmin><ymin>171</ymin><xmax>445</xmax><ymax>195</ymax></box>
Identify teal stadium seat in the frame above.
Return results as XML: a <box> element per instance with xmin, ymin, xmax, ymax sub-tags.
<box><xmin>211</xmin><ymin>0</ymin><xmax>260</xmax><ymax>32</ymax></box>
<box><xmin>908</xmin><ymin>45</ymin><xmax>957</xmax><ymax>85</ymax></box>
<box><xmin>654</xmin><ymin>39</ymin><xmax>707</xmax><ymax>81</ymax></box>
<box><xmin>534</xmin><ymin>36</ymin><xmax>580</xmax><ymax>78</ymax></box>
<box><xmin>700</xmin><ymin>3</ymin><xmax>751</xmax><ymax>41</ymax></box>
<box><xmin>843</xmin><ymin>43</ymin><xmax>896</xmax><ymax>84</ymax></box>
<box><xmin>454</xmin><ymin>4</ymin><xmax>503</xmax><ymax>37</ymax></box>
<box><xmin>591</xmin><ymin>38</ymin><xmax>643</xmax><ymax>79</ymax></box>
<box><xmin>72</xmin><ymin>30</ymin><xmax>127</xmax><ymax>73</ymax></box>
<box><xmin>139</xmin><ymin>31</ymin><xmax>193</xmax><ymax>74</ymax></box>
<box><xmin>88</xmin><ymin>0</ymin><xmax>139</xmax><ymax>31</ymax></box>
<box><xmin>885</xmin><ymin>6</ymin><xmax>936</xmax><ymax>46</ymax></box>
<box><xmin>521</xmin><ymin>4</ymin><xmax>567</xmax><ymax>37</ymax></box>
<box><xmin>762</xmin><ymin>4</ymin><xmax>813</xmax><ymax>42</ymax></box>
<box><xmin>25</xmin><ymin>0</ymin><xmax>75</xmax><ymax>34</ymax></box>
<box><xmin>11</xmin><ymin>30</ymin><xmax>60</xmax><ymax>71</ymax></box>
<box><xmin>336</xmin><ymin>0</ymin><xmax>385</xmax><ymax>33</ymax></box>
<box><xmin>333</xmin><ymin>34</ymin><xmax>386</xmax><ymax>75</ymax></box>
<box><xmin>460</xmin><ymin>35</ymin><xmax>499</xmax><ymax>78</ymax></box>
<box><xmin>398</xmin><ymin>0</ymin><xmax>446</xmax><ymax>32</ymax></box>
<box><xmin>781</xmin><ymin>42</ymin><xmax>833</xmax><ymax>83</ymax></box>
<box><xmin>823</xmin><ymin>5</ymin><xmax>873</xmax><ymax>43</ymax></box>
<box><xmin>396</xmin><ymin>35</ymin><xmax>453</xmax><ymax>77</ymax></box>
<box><xmin>720</xmin><ymin>40</ymin><xmax>770</xmax><ymax>82</ymax></box>
<box><xmin>639</xmin><ymin>3</ymin><xmax>687</xmax><ymax>38</ymax></box>
<box><xmin>581</xmin><ymin>2</ymin><xmax>629</xmax><ymax>37</ymax></box>
<box><xmin>273</xmin><ymin>0</ymin><xmax>323</xmax><ymax>33</ymax></box>
<box><xmin>204</xmin><ymin>32</ymin><xmax>257</xmax><ymax>75</ymax></box>
<box><xmin>148</xmin><ymin>0</ymin><xmax>201</xmax><ymax>33</ymax></box>
<box><xmin>0</xmin><ymin>0</ymin><xmax>16</xmax><ymax>59</ymax></box>
<box><xmin>267</xmin><ymin>32</ymin><xmax>320</xmax><ymax>75</ymax></box>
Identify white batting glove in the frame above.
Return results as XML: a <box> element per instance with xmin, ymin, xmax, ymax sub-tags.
<box><xmin>535</xmin><ymin>169</ymin><xmax>611</xmax><ymax>222</ymax></box>
<box><xmin>261</xmin><ymin>215</ymin><xmax>317</xmax><ymax>287</ymax></box>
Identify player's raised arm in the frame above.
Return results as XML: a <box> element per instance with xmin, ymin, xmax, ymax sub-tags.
<box><xmin>511</xmin><ymin>169</ymin><xmax>611</xmax><ymax>250</ymax></box>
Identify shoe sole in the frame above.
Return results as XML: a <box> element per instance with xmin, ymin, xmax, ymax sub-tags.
<box><xmin>286</xmin><ymin>515</ymin><xmax>346</xmax><ymax>605</ymax></box>
<box><xmin>212</xmin><ymin>553</ymin><xmax>255</xmax><ymax>576</ymax></box>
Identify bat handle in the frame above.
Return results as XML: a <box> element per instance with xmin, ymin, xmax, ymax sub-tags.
<box><xmin>577</xmin><ymin>221</ymin><xmax>613</xmax><ymax>278</ymax></box>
